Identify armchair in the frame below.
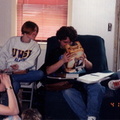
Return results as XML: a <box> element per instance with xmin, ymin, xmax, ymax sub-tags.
<box><xmin>40</xmin><ymin>35</ymin><xmax>119</xmax><ymax>120</ymax></box>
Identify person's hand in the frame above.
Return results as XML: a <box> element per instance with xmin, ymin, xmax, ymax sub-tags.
<box><xmin>0</xmin><ymin>74</ymin><xmax>11</xmax><ymax>91</ymax></box>
<box><xmin>1</xmin><ymin>74</ymin><xmax>11</xmax><ymax>88</ymax></box>
<box><xmin>10</xmin><ymin>64</ymin><xmax>19</xmax><ymax>71</ymax></box>
<box><xmin>62</xmin><ymin>52</ymin><xmax>72</xmax><ymax>63</ymax></box>
<box><xmin>79</xmin><ymin>53</ymin><xmax>92</xmax><ymax>69</ymax></box>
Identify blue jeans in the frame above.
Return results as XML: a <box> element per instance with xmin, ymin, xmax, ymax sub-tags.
<box><xmin>62</xmin><ymin>83</ymin><xmax>105</xmax><ymax>120</ymax></box>
<box><xmin>11</xmin><ymin>70</ymin><xmax>44</xmax><ymax>94</ymax></box>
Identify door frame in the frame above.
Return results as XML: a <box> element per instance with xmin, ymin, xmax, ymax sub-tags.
<box><xmin>113</xmin><ymin>0</ymin><xmax>120</xmax><ymax>71</ymax></box>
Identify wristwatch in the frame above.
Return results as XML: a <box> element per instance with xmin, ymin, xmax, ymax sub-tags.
<box><xmin>6</xmin><ymin>86</ymin><xmax>13</xmax><ymax>90</ymax></box>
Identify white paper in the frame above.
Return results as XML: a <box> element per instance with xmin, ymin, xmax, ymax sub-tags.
<box><xmin>77</xmin><ymin>72</ymin><xmax>114</xmax><ymax>84</ymax></box>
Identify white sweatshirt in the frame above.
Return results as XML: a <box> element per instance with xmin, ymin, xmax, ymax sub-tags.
<box><xmin>0</xmin><ymin>36</ymin><xmax>41</xmax><ymax>70</ymax></box>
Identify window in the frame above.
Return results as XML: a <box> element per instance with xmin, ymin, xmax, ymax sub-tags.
<box><xmin>17</xmin><ymin>0</ymin><xmax>68</xmax><ymax>41</ymax></box>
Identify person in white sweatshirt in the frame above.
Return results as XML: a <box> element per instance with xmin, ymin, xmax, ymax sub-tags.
<box><xmin>0</xmin><ymin>21</ymin><xmax>44</xmax><ymax>94</ymax></box>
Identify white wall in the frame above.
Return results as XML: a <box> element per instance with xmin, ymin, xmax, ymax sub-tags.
<box><xmin>0</xmin><ymin>0</ymin><xmax>17</xmax><ymax>46</ymax></box>
<box><xmin>37</xmin><ymin>43</ymin><xmax>47</xmax><ymax>69</ymax></box>
<box><xmin>0</xmin><ymin>0</ymin><xmax>116</xmax><ymax>70</ymax></box>
<box><xmin>71</xmin><ymin>0</ymin><xmax>116</xmax><ymax>71</ymax></box>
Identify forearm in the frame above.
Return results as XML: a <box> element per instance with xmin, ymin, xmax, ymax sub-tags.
<box><xmin>9</xmin><ymin>59</ymin><xmax>36</xmax><ymax>70</ymax></box>
<box><xmin>0</xmin><ymin>88</ymin><xmax>19</xmax><ymax>115</ymax></box>
<box><xmin>16</xmin><ymin>61</ymin><xmax>35</xmax><ymax>70</ymax></box>
<box><xmin>46</xmin><ymin>59</ymin><xmax>64</xmax><ymax>75</ymax></box>
<box><xmin>5</xmin><ymin>86</ymin><xmax>19</xmax><ymax>115</ymax></box>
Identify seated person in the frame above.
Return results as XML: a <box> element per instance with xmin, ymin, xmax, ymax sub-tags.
<box><xmin>0</xmin><ymin>21</ymin><xmax>44</xmax><ymax>94</ymax></box>
<box><xmin>43</xmin><ymin>26</ymin><xmax>106</xmax><ymax>120</ymax></box>
<box><xmin>0</xmin><ymin>74</ymin><xmax>21</xmax><ymax>120</ymax></box>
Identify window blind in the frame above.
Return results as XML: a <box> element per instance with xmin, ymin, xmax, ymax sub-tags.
<box><xmin>17</xmin><ymin>0</ymin><xmax>68</xmax><ymax>41</ymax></box>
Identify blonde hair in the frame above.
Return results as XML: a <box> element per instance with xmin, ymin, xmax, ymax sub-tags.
<box><xmin>21</xmin><ymin>108</ymin><xmax>42</xmax><ymax>120</ymax></box>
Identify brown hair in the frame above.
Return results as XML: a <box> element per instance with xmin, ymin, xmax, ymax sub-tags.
<box><xmin>21</xmin><ymin>108</ymin><xmax>42</xmax><ymax>120</ymax></box>
<box><xmin>21</xmin><ymin>21</ymin><xmax>39</xmax><ymax>35</ymax></box>
<box><xmin>56</xmin><ymin>26</ymin><xmax>77</xmax><ymax>42</ymax></box>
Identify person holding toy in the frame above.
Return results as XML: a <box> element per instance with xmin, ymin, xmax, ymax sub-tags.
<box><xmin>43</xmin><ymin>26</ymin><xmax>105</xmax><ymax>120</ymax></box>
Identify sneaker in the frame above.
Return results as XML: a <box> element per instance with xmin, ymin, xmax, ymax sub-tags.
<box><xmin>108</xmin><ymin>80</ymin><xmax>120</xmax><ymax>90</ymax></box>
<box><xmin>87</xmin><ymin>116</ymin><xmax>96</xmax><ymax>120</ymax></box>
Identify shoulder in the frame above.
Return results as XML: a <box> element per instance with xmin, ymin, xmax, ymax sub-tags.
<box><xmin>30</xmin><ymin>40</ymin><xmax>40</xmax><ymax>48</ymax></box>
<box><xmin>9</xmin><ymin>36</ymin><xmax>20</xmax><ymax>40</ymax></box>
<box><xmin>5</xmin><ymin>36</ymin><xmax>20</xmax><ymax>45</ymax></box>
<box><xmin>8</xmin><ymin>36</ymin><xmax>21</xmax><ymax>42</ymax></box>
<box><xmin>31</xmin><ymin>40</ymin><xmax>39</xmax><ymax>45</ymax></box>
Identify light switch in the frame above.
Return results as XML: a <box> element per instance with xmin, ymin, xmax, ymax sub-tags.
<box><xmin>108</xmin><ymin>23</ymin><xmax>112</xmax><ymax>31</ymax></box>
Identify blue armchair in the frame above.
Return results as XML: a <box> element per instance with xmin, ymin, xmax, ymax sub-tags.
<box><xmin>40</xmin><ymin>35</ymin><xmax>119</xmax><ymax>120</ymax></box>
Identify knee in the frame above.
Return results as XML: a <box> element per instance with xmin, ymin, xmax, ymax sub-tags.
<box><xmin>62</xmin><ymin>88</ymin><xmax>73</xmax><ymax>95</ymax></box>
<box><xmin>89</xmin><ymin>83</ymin><xmax>106</xmax><ymax>94</ymax></box>
<box><xmin>97</xmin><ymin>84</ymin><xmax>106</xmax><ymax>94</ymax></box>
<box><xmin>33</xmin><ymin>70</ymin><xmax>45</xmax><ymax>79</ymax></box>
<box><xmin>39</xmin><ymin>70</ymin><xmax>45</xmax><ymax>77</ymax></box>
<box><xmin>62</xmin><ymin>88</ymin><xmax>78</xmax><ymax>97</ymax></box>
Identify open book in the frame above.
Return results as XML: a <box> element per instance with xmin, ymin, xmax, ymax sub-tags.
<box><xmin>77</xmin><ymin>72</ymin><xmax>114</xmax><ymax>84</ymax></box>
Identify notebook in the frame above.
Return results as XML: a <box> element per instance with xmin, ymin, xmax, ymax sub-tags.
<box><xmin>77</xmin><ymin>72</ymin><xmax>114</xmax><ymax>84</ymax></box>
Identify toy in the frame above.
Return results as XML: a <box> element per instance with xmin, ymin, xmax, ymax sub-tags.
<box><xmin>65</xmin><ymin>41</ymin><xmax>84</xmax><ymax>73</ymax></box>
